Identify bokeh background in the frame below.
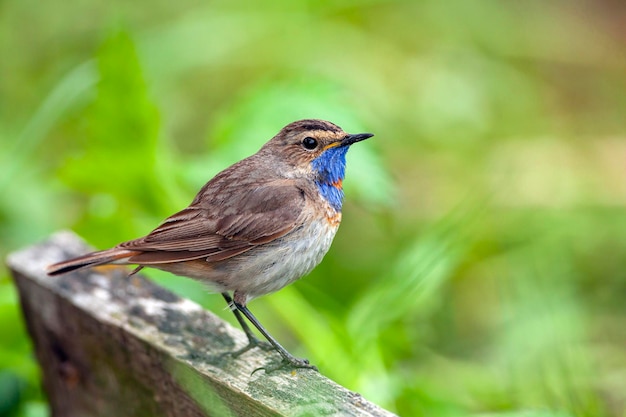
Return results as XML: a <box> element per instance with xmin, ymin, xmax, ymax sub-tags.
<box><xmin>1</xmin><ymin>1</ymin><xmax>625</xmax><ymax>416</ymax></box>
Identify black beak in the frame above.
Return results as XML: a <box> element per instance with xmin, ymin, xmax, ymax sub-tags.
<box><xmin>341</xmin><ymin>132</ymin><xmax>374</xmax><ymax>146</ymax></box>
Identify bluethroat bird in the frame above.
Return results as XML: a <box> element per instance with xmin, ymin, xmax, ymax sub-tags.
<box><xmin>47</xmin><ymin>119</ymin><xmax>374</xmax><ymax>371</ymax></box>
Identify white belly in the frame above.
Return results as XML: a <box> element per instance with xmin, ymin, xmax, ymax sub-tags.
<box><xmin>154</xmin><ymin>204</ymin><xmax>343</xmax><ymax>304</ymax></box>
<box><xmin>221</xmin><ymin>217</ymin><xmax>339</xmax><ymax>301</ymax></box>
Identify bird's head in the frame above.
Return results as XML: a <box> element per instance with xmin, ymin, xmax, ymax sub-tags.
<box><xmin>262</xmin><ymin>119</ymin><xmax>374</xmax><ymax>211</ymax></box>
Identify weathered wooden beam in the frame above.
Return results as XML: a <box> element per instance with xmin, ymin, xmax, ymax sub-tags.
<box><xmin>7</xmin><ymin>231</ymin><xmax>396</xmax><ymax>417</ymax></box>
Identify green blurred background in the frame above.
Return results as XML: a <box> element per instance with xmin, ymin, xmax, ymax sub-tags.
<box><xmin>1</xmin><ymin>1</ymin><xmax>625</xmax><ymax>416</ymax></box>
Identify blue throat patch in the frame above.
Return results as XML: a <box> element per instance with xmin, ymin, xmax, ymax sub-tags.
<box><xmin>311</xmin><ymin>146</ymin><xmax>349</xmax><ymax>212</ymax></box>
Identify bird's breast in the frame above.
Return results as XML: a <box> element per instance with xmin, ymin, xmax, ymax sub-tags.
<box><xmin>324</xmin><ymin>206</ymin><xmax>342</xmax><ymax>227</ymax></box>
<box><xmin>315</xmin><ymin>180</ymin><xmax>345</xmax><ymax>212</ymax></box>
<box><xmin>222</xmin><ymin>213</ymin><xmax>340</xmax><ymax>302</ymax></box>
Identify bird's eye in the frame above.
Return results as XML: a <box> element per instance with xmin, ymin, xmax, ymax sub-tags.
<box><xmin>302</xmin><ymin>137</ymin><xmax>318</xmax><ymax>150</ymax></box>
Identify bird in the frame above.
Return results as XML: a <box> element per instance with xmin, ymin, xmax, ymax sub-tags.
<box><xmin>47</xmin><ymin>119</ymin><xmax>374</xmax><ymax>371</ymax></box>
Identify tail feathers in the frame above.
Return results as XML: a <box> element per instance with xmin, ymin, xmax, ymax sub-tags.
<box><xmin>47</xmin><ymin>248</ymin><xmax>140</xmax><ymax>276</ymax></box>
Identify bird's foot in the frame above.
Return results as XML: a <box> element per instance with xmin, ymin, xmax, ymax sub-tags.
<box><xmin>252</xmin><ymin>355</ymin><xmax>318</xmax><ymax>375</ymax></box>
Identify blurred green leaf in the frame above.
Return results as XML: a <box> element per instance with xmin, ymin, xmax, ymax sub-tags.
<box><xmin>55</xmin><ymin>29</ymin><xmax>168</xmax><ymax>246</ymax></box>
<box><xmin>0</xmin><ymin>62</ymin><xmax>97</xmax><ymax>192</ymax></box>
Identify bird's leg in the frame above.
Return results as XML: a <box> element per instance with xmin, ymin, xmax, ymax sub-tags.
<box><xmin>221</xmin><ymin>293</ymin><xmax>273</xmax><ymax>354</ymax></box>
<box><xmin>231</xmin><ymin>292</ymin><xmax>317</xmax><ymax>372</ymax></box>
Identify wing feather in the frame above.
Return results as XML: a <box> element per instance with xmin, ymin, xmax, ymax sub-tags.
<box><xmin>117</xmin><ymin>179</ymin><xmax>306</xmax><ymax>264</ymax></box>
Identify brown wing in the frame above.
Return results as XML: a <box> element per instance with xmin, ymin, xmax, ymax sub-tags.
<box><xmin>117</xmin><ymin>179</ymin><xmax>306</xmax><ymax>265</ymax></box>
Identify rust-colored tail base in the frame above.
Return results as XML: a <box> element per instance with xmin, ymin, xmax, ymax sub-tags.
<box><xmin>46</xmin><ymin>248</ymin><xmax>139</xmax><ymax>276</ymax></box>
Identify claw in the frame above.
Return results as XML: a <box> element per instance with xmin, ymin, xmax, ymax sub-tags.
<box><xmin>251</xmin><ymin>357</ymin><xmax>318</xmax><ymax>375</ymax></box>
